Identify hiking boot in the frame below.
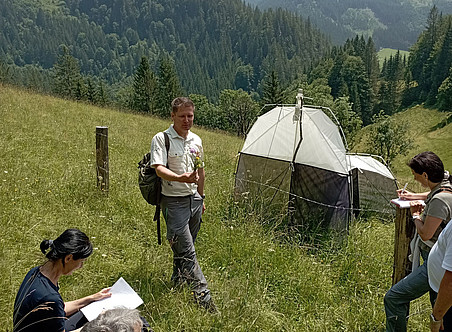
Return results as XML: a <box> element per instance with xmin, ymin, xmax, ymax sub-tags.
<box><xmin>193</xmin><ymin>291</ymin><xmax>219</xmax><ymax>314</ymax></box>
<box><xmin>200</xmin><ymin>298</ymin><xmax>219</xmax><ymax>314</ymax></box>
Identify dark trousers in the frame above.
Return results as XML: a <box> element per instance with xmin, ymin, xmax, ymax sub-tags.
<box><xmin>161</xmin><ymin>193</ymin><xmax>210</xmax><ymax>301</ymax></box>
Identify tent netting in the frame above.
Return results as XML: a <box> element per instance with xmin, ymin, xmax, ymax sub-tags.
<box><xmin>234</xmin><ymin>100</ymin><xmax>397</xmax><ymax>234</ymax></box>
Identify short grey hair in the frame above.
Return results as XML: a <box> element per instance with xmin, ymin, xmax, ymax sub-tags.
<box><xmin>81</xmin><ymin>308</ymin><xmax>143</xmax><ymax>332</ymax></box>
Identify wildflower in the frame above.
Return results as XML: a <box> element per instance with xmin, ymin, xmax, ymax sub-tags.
<box><xmin>189</xmin><ymin>147</ymin><xmax>204</xmax><ymax>171</ymax></box>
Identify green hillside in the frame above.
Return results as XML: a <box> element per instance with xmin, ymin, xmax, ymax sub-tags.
<box><xmin>3</xmin><ymin>84</ymin><xmax>451</xmax><ymax>330</ymax></box>
<box><xmin>377</xmin><ymin>48</ymin><xmax>410</xmax><ymax>67</ymax></box>
<box><xmin>352</xmin><ymin>105</ymin><xmax>452</xmax><ymax>185</ymax></box>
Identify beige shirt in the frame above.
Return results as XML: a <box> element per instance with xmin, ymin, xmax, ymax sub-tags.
<box><xmin>150</xmin><ymin>125</ymin><xmax>204</xmax><ymax>197</ymax></box>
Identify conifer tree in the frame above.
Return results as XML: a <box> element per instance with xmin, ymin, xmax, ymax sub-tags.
<box><xmin>97</xmin><ymin>81</ymin><xmax>108</xmax><ymax>106</ymax></box>
<box><xmin>407</xmin><ymin>6</ymin><xmax>441</xmax><ymax>102</ymax></box>
<box><xmin>261</xmin><ymin>70</ymin><xmax>284</xmax><ymax>109</ymax></box>
<box><xmin>86</xmin><ymin>77</ymin><xmax>96</xmax><ymax>103</ymax></box>
<box><xmin>427</xmin><ymin>20</ymin><xmax>452</xmax><ymax>105</ymax></box>
<box><xmin>156</xmin><ymin>56</ymin><xmax>183</xmax><ymax>117</ymax></box>
<box><xmin>437</xmin><ymin>66</ymin><xmax>452</xmax><ymax>111</ymax></box>
<box><xmin>53</xmin><ymin>45</ymin><xmax>82</xmax><ymax>99</ymax></box>
<box><xmin>234</xmin><ymin>64</ymin><xmax>254</xmax><ymax>92</ymax></box>
<box><xmin>132</xmin><ymin>56</ymin><xmax>156</xmax><ymax>113</ymax></box>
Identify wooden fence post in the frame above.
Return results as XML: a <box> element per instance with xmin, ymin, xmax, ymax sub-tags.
<box><xmin>96</xmin><ymin>126</ymin><xmax>109</xmax><ymax>193</ymax></box>
<box><xmin>392</xmin><ymin>207</ymin><xmax>416</xmax><ymax>285</ymax></box>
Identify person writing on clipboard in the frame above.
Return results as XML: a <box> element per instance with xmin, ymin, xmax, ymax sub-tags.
<box><xmin>384</xmin><ymin>151</ymin><xmax>452</xmax><ymax>332</ymax></box>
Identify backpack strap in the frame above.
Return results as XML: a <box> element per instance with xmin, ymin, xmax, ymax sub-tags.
<box><xmin>430</xmin><ymin>186</ymin><xmax>452</xmax><ymax>230</ymax></box>
<box><xmin>163</xmin><ymin>132</ymin><xmax>170</xmax><ymax>158</ymax></box>
<box><xmin>438</xmin><ymin>187</ymin><xmax>452</xmax><ymax>194</ymax></box>
<box><xmin>153</xmin><ymin>131</ymin><xmax>170</xmax><ymax>245</ymax></box>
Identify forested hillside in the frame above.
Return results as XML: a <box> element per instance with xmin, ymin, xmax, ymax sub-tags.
<box><xmin>0</xmin><ymin>0</ymin><xmax>330</xmax><ymax>101</ymax></box>
<box><xmin>1</xmin><ymin>1</ymin><xmax>452</xmax><ymax>151</ymax></box>
<box><xmin>311</xmin><ymin>11</ymin><xmax>450</xmax><ymax>125</ymax></box>
<box><xmin>246</xmin><ymin>0</ymin><xmax>452</xmax><ymax>50</ymax></box>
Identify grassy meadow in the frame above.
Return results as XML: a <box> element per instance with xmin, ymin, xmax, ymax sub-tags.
<box><xmin>1</xmin><ymin>84</ymin><xmax>451</xmax><ymax>331</ymax></box>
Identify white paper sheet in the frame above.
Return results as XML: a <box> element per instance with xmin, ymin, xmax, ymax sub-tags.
<box><xmin>80</xmin><ymin>277</ymin><xmax>144</xmax><ymax>321</ymax></box>
<box><xmin>390</xmin><ymin>198</ymin><xmax>425</xmax><ymax>209</ymax></box>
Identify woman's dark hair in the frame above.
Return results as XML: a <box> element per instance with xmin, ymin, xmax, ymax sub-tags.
<box><xmin>408</xmin><ymin>151</ymin><xmax>448</xmax><ymax>183</ymax></box>
<box><xmin>40</xmin><ymin>228</ymin><xmax>93</xmax><ymax>263</ymax></box>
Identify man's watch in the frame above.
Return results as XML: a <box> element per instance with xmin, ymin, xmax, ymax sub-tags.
<box><xmin>430</xmin><ymin>313</ymin><xmax>442</xmax><ymax>324</ymax></box>
<box><xmin>201</xmin><ymin>194</ymin><xmax>205</xmax><ymax>199</ymax></box>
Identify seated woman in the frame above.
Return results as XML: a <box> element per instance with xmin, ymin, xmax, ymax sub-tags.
<box><xmin>13</xmin><ymin>228</ymin><xmax>111</xmax><ymax>332</ymax></box>
<box><xmin>384</xmin><ymin>151</ymin><xmax>452</xmax><ymax>332</ymax></box>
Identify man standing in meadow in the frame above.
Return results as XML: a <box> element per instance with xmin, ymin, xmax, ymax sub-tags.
<box><xmin>150</xmin><ymin>97</ymin><xmax>216</xmax><ymax>312</ymax></box>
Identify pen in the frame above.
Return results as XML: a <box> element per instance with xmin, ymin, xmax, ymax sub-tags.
<box><xmin>401</xmin><ymin>182</ymin><xmax>408</xmax><ymax>194</ymax></box>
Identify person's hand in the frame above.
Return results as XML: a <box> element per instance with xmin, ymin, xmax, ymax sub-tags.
<box><xmin>90</xmin><ymin>287</ymin><xmax>112</xmax><ymax>302</ymax></box>
<box><xmin>397</xmin><ymin>189</ymin><xmax>414</xmax><ymax>200</ymax></box>
<box><xmin>202</xmin><ymin>202</ymin><xmax>206</xmax><ymax>214</ymax></box>
<box><xmin>178</xmin><ymin>171</ymin><xmax>199</xmax><ymax>184</ymax></box>
<box><xmin>430</xmin><ymin>317</ymin><xmax>443</xmax><ymax>332</ymax></box>
<box><xmin>410</xmin><ymin>200</ymin><xmax>424</xmax><ymax>216</ymax></box>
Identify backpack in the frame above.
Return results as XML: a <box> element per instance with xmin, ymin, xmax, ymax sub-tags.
<box><xmin>138</xmin><ymin>132</ymin><xmax>169</xmax><ymax>245</ymax></box>
<box><xmin>138</xmin><ymin>132</ymin><xmax>170</xmax><ymax>205</ymax></box>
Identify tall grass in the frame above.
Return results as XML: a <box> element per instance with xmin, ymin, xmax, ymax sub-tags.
<box><xmin>2</xmin><ymin>84</ymin><xmax>449</xmax><ymax>331</ymax></box>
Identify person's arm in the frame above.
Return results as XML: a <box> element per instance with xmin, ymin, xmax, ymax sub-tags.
<box><xmin>412</xmin><ymin>213</ymin><xmax>444</xmax><ymax>242</ymax></box>
<box><xmin>197</xmin><ymin>167</ymin><xmax>205</xmax><ymax>196</ymax></box>
<box><xmin>431</xmin><ymin>270</ymin><xmax>452</xmax><ymax>331</ymax></box>
<box><xmin>197</xmin><ymin>167</ymin><xmax>206</xmax><ymax>214</ymax></box>
<box><xmin>154</xmin><ymin>164</ymin><xmax>198</xmax><ymax>183</ymax></box>
<box><xmin>398</xmin><ymin>189</ymin><xmax>430</xmax><ymax>200</ymax></box>
<box><xmin>64</xmin><ymin>288</ymin><xmax>111</xmax><ymax>316</ymax></box>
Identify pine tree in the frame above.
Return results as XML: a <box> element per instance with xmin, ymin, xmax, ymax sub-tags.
<box><xmin>53</xmin><ymin>45</ymin><xmax>82</xmax><ymax>99</ymax></box>
<box><xmin>407</xmin><ymin>6</ymin><xmax>441</xmax><ymax>102</ymax></box>
<box><xmin>437</xmin><ymin>67</ymin><xmax>452</xmax><ymax>111</ymax></box>
<box><xmin>364</xmin><ymin>37</ymin><xmax>380</xmax><ymax>110</ymax></box>
<box><xmin>96</xmin><ymin>81</ymin><xmax>108</xmax><ymax>106</ymax></box>
<box><xmin>261</xmin><ymin>70</ymin><xmax>283</xmax><ymax>111</ymax></box>
<box><xmin>339</xmin><ymin>55</ymin><xmax>373</xmax><ymax>125</ymax></box>
<box><xmin>132</xmin><ymin>56</ymin><xmax>156</xmax><ymax>113</ymax></box>
<box><xmin>86</xmin><ymin>77</ymin><xmax>96</xmax><ymax>103</ymax></box>
<box><xmin>156</xmin><ymin>56</ymin><xmax>183</xmax><ymax>117</ymax></box>
<box><xmin>427</xmin><ymin>20</ymin><xmax>452</xmax><ymax>105</ymax></box>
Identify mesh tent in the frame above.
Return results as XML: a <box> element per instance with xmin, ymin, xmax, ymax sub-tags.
<box><xmin>348</xmin><ymin>154</ymin><xmax>397</xmax><ymax>217</ymax></box>
<box><xmin>235</xmin><ymin>96</ymin><xmax>397</xmax><ymax>233</ymax></box>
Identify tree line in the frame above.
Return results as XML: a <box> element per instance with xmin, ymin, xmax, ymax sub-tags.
<box><xmin>1</xmin><ymin>3</ymin><xmax>451</xmax><ymax>164</ymax></box>
<box><xmin>0</xmin><ymin>0</ymin><xmax>330</xmax><ymax>102</ymax></box>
